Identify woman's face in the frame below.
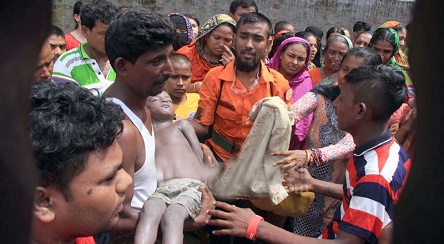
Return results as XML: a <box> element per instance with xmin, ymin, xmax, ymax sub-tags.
<box><xmin>323</xmin><ymin>40</ymin><xmax>349</xmax><ymax>72</ymax></box>
<box><xmin>371</xmin><ymin>40</ymin><xmax>394</xmax><ymax>64</ymax></box>
<box><xmin>353</xmin><ymin>32</ymin><xmax>372</xmax><ymax>48</ymax></box>
<box><xmin>204</xmin><ymin>24</ymin><xmax>234</xmax><ymax>57</ymax></box>
<box><xmin>279</xmin><ymin>42</ymin><xmax>307</xmax><ymax>79</ymax></box>
<box><xmin>305</xmin><ymin>35</ymin><xmax>318</xmax><ymax>61</ymax></box>
<box><xmin>189</xmin><ymin>18</ymin><xmax>199</xmax><ymax>40</ymax></box>
<box><xmin>397</xmin><ymin>28</ymin><xmax>407</xmax><ymax>49</ymax></box>
<box><xmin>337</xmin><ymin>55</ymin><xmax>367</xmax><ymax>86</ymax></box>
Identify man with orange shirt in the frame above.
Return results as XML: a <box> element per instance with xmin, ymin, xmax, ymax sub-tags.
<box><xmin>191</xmin><ymin>12</ymin><xmax>292</xmax><ymax>165</ymax></box>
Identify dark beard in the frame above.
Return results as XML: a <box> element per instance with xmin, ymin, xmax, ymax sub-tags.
<box><xmin>235</xmin><ymin>56</ymin><xmax>260</xmax><ymax>72</ymax></box>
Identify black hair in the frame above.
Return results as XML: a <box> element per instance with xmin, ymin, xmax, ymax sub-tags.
<box><xmin>312</xmin><ymin>47</ymin><xmax>381</xmax><ymax>101</ymax></box>
<box><xmin>393</xmin><ymin>24</ymin><xmax>406</xmax><ymax>33</ymax></box>
<box><xmin>343</xmin><ymin>47</ymin><xmax>382</xmax><ymax>66</ymax></box>
<box><xmin>185</xmin><ymin>14</ymin><xmax>200</xmax><ymax>27</ymax></box>
<box><xmin>295</xmin><ymin>31</ymin><xmax>316</xmax><ymax>41</ymax></box>
<box><xmin>344</xmin><ymin>64</ymin><xmax>407</xmax><ymax>122</ymax></box>
<box><xmin>73</xmin><ymin>1</ymin><xmax>83</xmax><ymax>29</ymax></box>
<box><xmin>353</xmin><ymin>21</ymin><xmax>371</xmax><ymax>32</ymax></box>
<box><xmin>268</xmin><ymin>32</ymin><xmax>293</xmax><ymax>58</ymax></box>
<box><xmin>29</xmin><ymin>82</ymin><xmax>124</xmax><ymax>200</ymax></box>
<box><xmin>106</xmin><ymin>9</ymin><xmax>174</xmax><ymax>70</ymax></box>
<box><xmin>326</xmin><ymin>26</ymin><xmax>345</xmax><ymax>42</ymax></box>
<box><xmin>229</xmin><ymin>0</ymin><xmax>258</xmax><ymax>14</ymax></box>
<box><xmin>50</xmin><ymin>25</ymin><xmax>65</xmax><ymax>37</ymax></box>
<box><xmin>80</xmin><ymin>0</ymin><xmax>118</xmax><ymax>30</ymax></box>
<box><xmin>274</xmin><ymin>21</ymin><xmax>293</xmax><ymax>34</ymax></box>
<box><xmin>369</xmin><ymin>28</ymin><xmax>397</xmax><ymax>57</ymax></box>
<box><xmin>236</xmin><ymin>12</ymin><xmax>272</xmax><ymax>38</ymax></box>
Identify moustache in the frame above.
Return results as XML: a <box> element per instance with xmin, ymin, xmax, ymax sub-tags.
<box><xmin>241</xmin><ymin>49</ymin><xmax>256</xmax><ymax>56</ymax></box>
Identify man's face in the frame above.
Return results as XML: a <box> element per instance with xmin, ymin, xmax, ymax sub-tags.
<box><xmin>124</xmin><ymin>45</ymin><xmax>174</xmax><ymax>97</ymax></box>
<box><xmin>82</xmin><ymin>21</ymin><xmax>109</xmax><ymax>55</ymax></box>
<box><xmin>230</xmin><ymin>6</ymin><xmax>256</xmax><ymax>22</ymax></box>
<box><xmin>165</xmin><ymin>61</ymin><xmax>192</xmax><ymax>100</ymax></box>
<box><xmin>234</xmin><ymin>22</ymin><xmax>271</xmax><ymax>72</ymax></box>
<box><xmin>48</xmin><ymin>34</ymin><xmax>66</xmax><ymax>62</ymax></box>
<box><xmin>332</xmin><ymin>81</ymin><xmax>358</xmax><ymax>132</ymax></box>
<box><xmin>53</xmin><ymin>141</ymin><xmax>132</xmax><ymax>236</ymax></box>
<box><xmin>34</xmin><ymin>41</ymin><xmax>54</xmax><ymax>82</ymax></box>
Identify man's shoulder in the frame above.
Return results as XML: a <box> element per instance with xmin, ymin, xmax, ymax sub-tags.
<box><xmin>58</xmin><ymin>46</ymin><xmax>82</xmax><ymax>63</ymax></box>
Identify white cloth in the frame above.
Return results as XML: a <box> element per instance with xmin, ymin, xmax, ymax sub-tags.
<box><xmin>211</xmin><ymin>96</ymin><xmax>293</xmax><ymax>205</ymax></box>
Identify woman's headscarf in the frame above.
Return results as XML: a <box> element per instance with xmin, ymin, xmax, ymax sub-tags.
<box><xmin>267</xmin><ymin>37</ymin><xmax>314</xmax><ymax>150</ymax></box>
<box><xmin>268</xmin><ymin>37</ymin><xmax>311</xmax><ymax>87</ymax></box>
<box><xmin>196</xmin><ymin>14</ymin><xmax>235</xmax><ymax>41</ymax></box>
<box><xmin>168</xmin><ymin>13</ymin><xmax>194</xmax><ymax>50</ymax></box>
<box><xmin>380</xmin><ymin>21</ymin><xmax>409</xmax><ymax>67</ymax></box>
<box><xmin>194</xmin><ymin>14</ymin><xmax>236</xmax><ymax>65</ymax></box>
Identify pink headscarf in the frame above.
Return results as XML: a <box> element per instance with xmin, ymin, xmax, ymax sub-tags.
<box><xmin>267</xmin><ymin>37</ymin><xmax>314</xmax><ymax>150</ymax></box>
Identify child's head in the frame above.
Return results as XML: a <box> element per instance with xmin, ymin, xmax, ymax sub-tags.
<box><xmin>337</xmin><ymin>47</ymin><xmax>382</xmax><ymax>86</ymax></box>
<box><xmin>333</xmin><ymin>65</ymin><xmax>407</xmax><ymax>132</ymax></box>
<box><xmin>146</xmin><ymin>91</ymin><xmax>175</xmax><ymax>121</ymax></box>
<box><xmin>165</xmin><ymin>53</ymin><xmax>192</xmax><ymax>100</ymax></box>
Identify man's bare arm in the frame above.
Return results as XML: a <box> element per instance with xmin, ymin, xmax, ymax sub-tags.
<box><xmin>208</xmin><ymin>201</ymin><xmax>365</xmax><ymax>244</ymax></box>
<box><xmin>111</xmin><ymin>120</ymin><xmax>140</xmax><ymax>233</ymax></box>
<box><xmin>283</xmin><ymin>167</ymin><xmax>343</xmax><ymax>200</ymax></box>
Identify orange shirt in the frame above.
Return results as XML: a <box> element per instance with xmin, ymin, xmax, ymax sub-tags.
<box><xmin>176</xmin><ymin>42</ymin><xmax>220</xmax><ymax>83</ymax></box>
<box><xmin>308</xmin><ymin>67</ymin><xmax>323</xmax><ymax>85</ymax></box>
<box><xmin>195</xmin><ymin>61</ymin><xmax>292</xmax><ymax>163</ymax></box>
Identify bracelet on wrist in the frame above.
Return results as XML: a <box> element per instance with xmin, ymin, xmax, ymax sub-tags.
<box><xmin>245</xmin><ymin>215</ymin><xmax>264</xmax><ymax>241</ymax></box>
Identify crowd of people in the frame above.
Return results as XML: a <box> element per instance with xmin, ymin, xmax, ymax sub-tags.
<box><xmin>30</xmin><ymin>0</ymin><xmax>415</xmax><ymax>243</ymax></box>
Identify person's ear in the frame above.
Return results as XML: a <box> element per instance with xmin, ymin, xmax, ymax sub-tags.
<box><xmin>266</xmin><ymin>36</ymin><xmax>273</xmax><ymax>53</ymax></box>
<box><xmin>33</xmin><ymin>186</ymin><xmax>56</xmax><ymax>223</ymax></box>
<box><xmin>356</xmin><ymin>102</ymin><xmax>367</xmax><ymax>120</ymax></box>
<box><xmin>74</xmin><ymin>14</ymin><xmax>81</xmax><ymax>23</ymax></box>
<box><xmin>81</xmin><ymin>25</ymin><xmax>89</xmax><ymax>39</ymax></box>
<box><xmin>114</xmin><ymin>57</ymin><xmax>127</xmax><ymax>77</ymax></box>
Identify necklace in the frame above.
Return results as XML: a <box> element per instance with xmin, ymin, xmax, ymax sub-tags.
<box><xmin>197</xmin><ymin>45</ymin><xmax>220</xmax><ymax>66</ymax></box>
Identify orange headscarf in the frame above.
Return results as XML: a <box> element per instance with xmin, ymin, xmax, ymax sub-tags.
<box><xmin>380</xmin><ymin>20</ymin><xmax>409</xmax><ymax>68</ymax></box>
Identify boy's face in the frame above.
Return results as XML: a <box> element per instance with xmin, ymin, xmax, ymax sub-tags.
<box><xmin>35</xmin><ymin>141</ymin><xmax>132</xmax><ymax>238</ymax></box>
<box><xmin>146</xmin><ymin>91</ymin><xmax>175</xmax><ymax>120</ymax></box>
<box><xmin>165</xmin><ymin>61</ymin><xmax>192</xmax><ymax>100</ymax></box>
<box><xmin>82</xmin><ymin>21</ymin><xmax>109</xmax><ymax>55</ymax></box>
<box><xmin>332</xmin><ymin>81</ymin><xmax>359</xmax><ymax>132</ymax></box>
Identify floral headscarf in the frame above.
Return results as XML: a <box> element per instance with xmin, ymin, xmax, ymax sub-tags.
<box><xmin>196</xmin><ymin>14</ymin><xmax>236</xmax><ymax>41</ymax></box>
<box><xmin>194</xmin><ymin>14</ymin><xmax>236</xmax><ymax>65</ymax></box>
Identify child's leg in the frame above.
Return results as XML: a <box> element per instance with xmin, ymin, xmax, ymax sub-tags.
<box><xmin>160</xmin><ymin>203</ymin><xmax>190</xmax><ymax>244</ymax></box>
<box><xmin>134</xmin><ymin>198</ymin><xmax>167</xmax><ymax>244</ymax></box>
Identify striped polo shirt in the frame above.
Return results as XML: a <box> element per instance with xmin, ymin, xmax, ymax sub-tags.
<box><xmin>321</xmin><ymin>129</ymin><xmax>411</xmax><ymax>243</ymax></box>
<box><xmin>53</xmin><ymin>42</ymin><xmax>116</xmax><ymax>95</ymax></box>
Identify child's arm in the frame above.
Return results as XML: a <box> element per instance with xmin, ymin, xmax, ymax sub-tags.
<box><xmin>177</xmin><ymin>120</ymin><xmax>204</xmax><ymax>164</ymax></box>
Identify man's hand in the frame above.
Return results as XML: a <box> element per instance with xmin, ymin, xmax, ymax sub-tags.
<box><xmin>201</xmin><ymin>143</ymin><xmax>218</xmax><ymax>168</ymax></box>
<box><xmin>282</xmin><ymin>167</ymin><xmax>314</xmax><ymax>193</ymax></box>
<box><xmin>193</xmin><ymin>186</ymin><xmax>216</xmax><ymax>228</ymax></box>
<box><xmin>272</xmin><ymin>150</ymin><xmax>309</xmax><ymax>170</ymax></box>
<box><xmin>207</xmin><ymin>201</ymin><xmax>255</xmax><ymax>237</ymax></box>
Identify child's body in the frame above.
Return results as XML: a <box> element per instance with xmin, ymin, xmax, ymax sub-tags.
<box><xmin>135</xmin><ymin>91</ymin><xmax>207</xmax><ymax>244</ymax></box>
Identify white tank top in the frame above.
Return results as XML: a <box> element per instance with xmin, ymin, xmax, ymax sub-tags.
<box><xmin>108</xmin><ymin>98</ymin><xmax>157</xmax><ymax>212</ymax></box>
